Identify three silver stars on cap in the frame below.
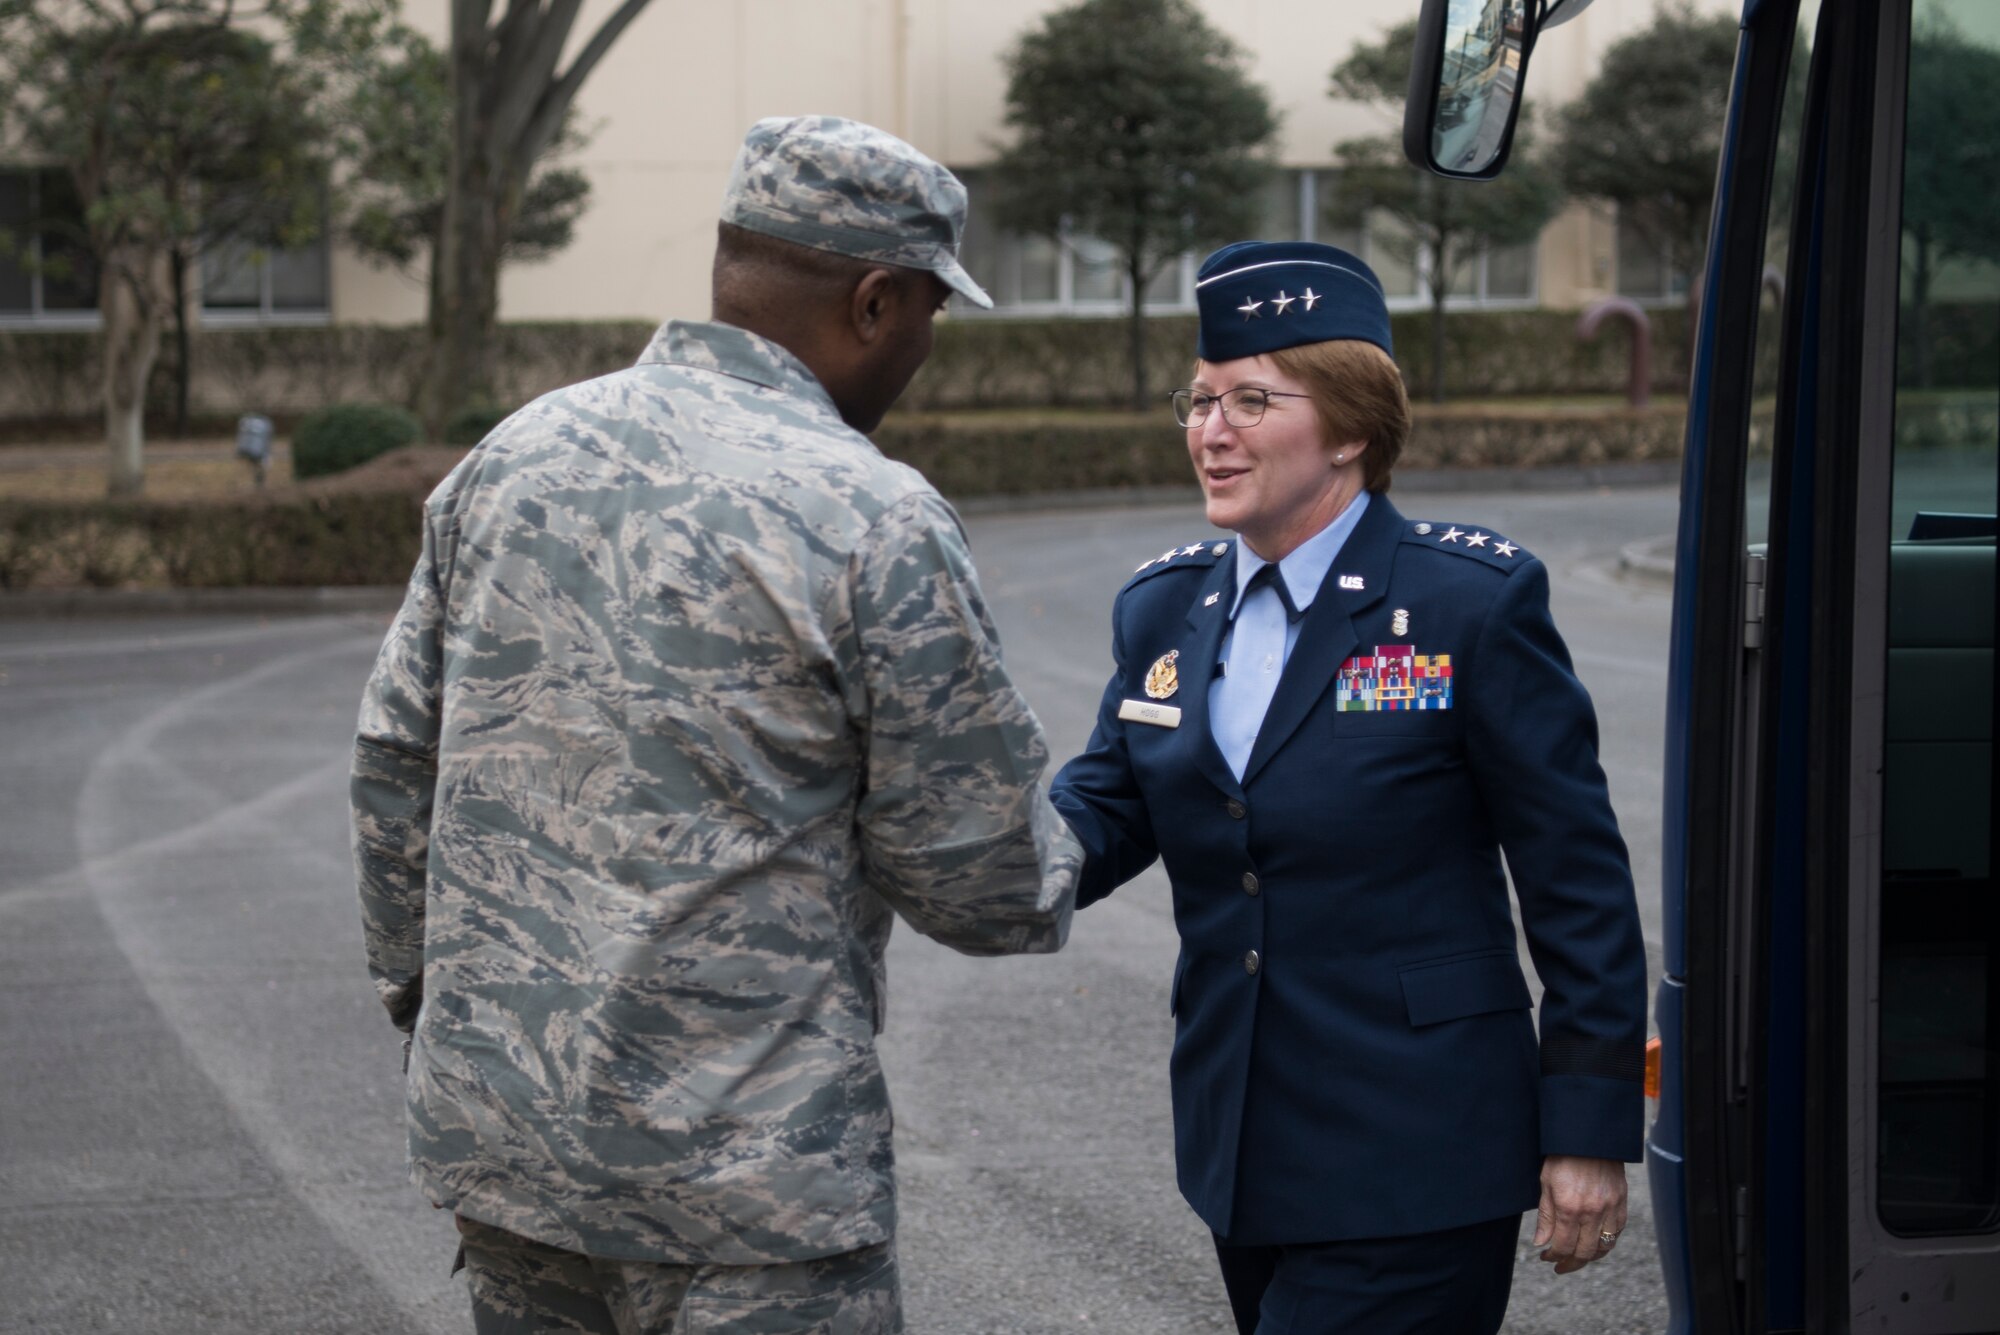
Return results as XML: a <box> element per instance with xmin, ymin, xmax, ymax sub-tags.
<box><xmin>1238</xmin><ymin>288</ymin><xmax>1321</xmax><ymax>320</ymax></box>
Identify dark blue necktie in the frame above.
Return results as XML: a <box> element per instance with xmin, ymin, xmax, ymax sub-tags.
<box><xmin>1245</xmin><ymin>561</ymin><xmax>1304</xmax><ymax>624</ymax></box>
<box><xmin>1213</xmin><ymin>560</ymin><xmax>1300</xmax><ymax>780</ymax></box>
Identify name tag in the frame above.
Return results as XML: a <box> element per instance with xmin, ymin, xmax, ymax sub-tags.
<box><xmin>1118</xmin><ymin>698</ymin><xmax>1182</xmax><ymax>729</ymax></box>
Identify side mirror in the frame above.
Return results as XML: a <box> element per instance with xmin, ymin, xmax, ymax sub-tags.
<box><xmin>1402</xmin><ymin>0</ymin><xmax>1538</xmax><ymax>179</ymax></box>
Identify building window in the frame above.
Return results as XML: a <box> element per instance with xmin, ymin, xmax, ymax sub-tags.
<box><xmin>1256</xmin><ymin>170</ymin><xmax>1312</xmax><ymax>242</ymax></box>
<box><xmin>1442</xmin><ymin>238</ymin><xmax>1539</xmax><ymax>304</ymax></box>
<box><xmin>1615</xmin><ymin>209</ymin><xmax>1693</xmax><ymax>303</ymax></box>
<box><xmin>0</xmin><ymin>167</ymin><xmax>100</xmax><ymax>323</ymax></box>
<box><xmin>1318</xmin><ymin>170</ymin><xmax>1533</xmax><ymax>308</ymax></box>
<box><xmin>3</xmin><ymin>167</ymin><xmax>329</xmax><ymax>325</ymax></box>
<box><xmin>199</xmin><ymin>232</ymin><xmax>330</xmax><ymax>323</ymax></box>
<box><xmin>954</xmin><ymin>166</ymin><xmax>1539</xmax><ymax>315</ymax></box>
<box><xmin>955</xmin><ymin>169</ymin><xmax>1192</xmax><ymax>313</ymax></box>
<box><xmin>1484</xmin><ymin>239</ymin><xmax>1537</xmax><ymax>299</ymax></box>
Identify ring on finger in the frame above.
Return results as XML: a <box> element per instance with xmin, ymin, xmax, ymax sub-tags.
<box><xmin>1598</xmin><ymin>1230</ymin><xmax>1620</xmax><ymax>1245</ymax></box>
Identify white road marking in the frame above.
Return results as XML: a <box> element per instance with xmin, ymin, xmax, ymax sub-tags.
<box><xmin>71</xmin><ymin>629</ymin><xmax>458</xmax><ymax>1335</ymax></box>
<box><xmin>0</xmin><ymin>613</ymin><xmax>381</xmax><ymax>664</ymax></box>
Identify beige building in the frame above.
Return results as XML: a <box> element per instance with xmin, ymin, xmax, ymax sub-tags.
<box><xmin>1</xmin><ymin>0</ymin><xmax>1733</xmax><ymax>333</ymax></box>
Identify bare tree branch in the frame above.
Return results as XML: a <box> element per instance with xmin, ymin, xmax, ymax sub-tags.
<box><xmin>527</xmin><ymin>0</ymin><xmax>649</xmax><ymax>165</ymax></box>
<box><xmin>451</xmin><ymin>0</ymin><xmax>492</xmax><ymax>61</ymax></box>
<box><xmin>490</xmin><ymin>0</ymin><xmax>581</xmax><ymax>159</ymax></box>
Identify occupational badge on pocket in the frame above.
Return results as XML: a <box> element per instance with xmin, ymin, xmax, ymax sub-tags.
<box><xmin>1144</xmin><ymin>649</ymin><xmax>1180</xmax><ymax>700</ymax></box>
<box><xmin>1336</xmin><ymin>644</ymin><xmax>1454</xmax><ymax>711</ymax></box>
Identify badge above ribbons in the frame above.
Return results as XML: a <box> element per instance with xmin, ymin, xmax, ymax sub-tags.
<box><xmin>1119</xmin><ymin>649</ymin><xmax>1186</xmax><ymax>728</ymax></box>
<box><xmin>1336</xmin><ymin>644</ymin><xmax>1454</xmax><ymax>711</ymax></box>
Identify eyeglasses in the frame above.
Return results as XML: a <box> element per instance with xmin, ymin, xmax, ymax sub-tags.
<box><xmin>1169</xmin><ymin>387</ymin><xmax>1313</xmax><ymax>428</ymax></box>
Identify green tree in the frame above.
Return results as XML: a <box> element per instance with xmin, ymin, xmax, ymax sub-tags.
<box><xmin>164</xmin><ymin>30</ymin><xmax>344</xmax><ymax>438</ymax></box>
<box><xmin>344</xmin><ymin>27</ymin><xmax>592</xmax><ymax>279</ymax></box>
<box><xmin>0</xmin><ymin>0</ymin><xmax>383</xmax><ymax>495</ymax></box>
<box><xmin>993</xmin><ymin>0</ymin><xmax>1278</xmax><ymax>410</ymax></box>
<box><xmin>1900</xmin><ymin>13</ymin><xmax>2000</xmax><ymax>387</ymax></box>
<box><xmin>1551</xmin><ymin>4</ymin><xmax>1738</xmax><ymax>308</ymax></box>
<box><xmin>1329</xmin><ymin>18</ymin><xmax>1562</xmax><ymax>403</ymax></box>
<box><xmin>422</xmin><ymin>0</ymin><xmax>654</xmax><ymax>433</ymax></box>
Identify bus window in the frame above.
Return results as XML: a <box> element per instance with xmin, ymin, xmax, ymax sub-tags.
<box><xmin>1876</xmin><ymin>0</ymin><xmax>2000</xmax><ymax>1238</ymax></box>
<box><xmin>1745</xmin><ymin>1</ymin><xmax>1818</xmax><ymax>553</ymax></box>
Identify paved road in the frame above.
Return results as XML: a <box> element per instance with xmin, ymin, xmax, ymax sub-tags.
<box><xmin>0</xmin><ymin>484</ymin><xmax>1679</xmax><ymax>1334</ymax></box>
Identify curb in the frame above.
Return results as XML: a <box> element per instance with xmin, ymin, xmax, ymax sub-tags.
<box><xmin>953</xmin><ymin>485</ymin><xmax>1198</xmax><ymax>516</ymax></box>
<box><xmin>0</xmin><ymin>585</ymin><xmax>406</xmax><ymax>620</ymax></box>
<box><xmin>1394</xmin><ymin>459</ymin><xmax>1682</xmax><ymax>494</ymax></box>
<box><xmin>1618</xmin><ymin>534</ymin><xmax>1678</xmax><ymax>588</ymax></box>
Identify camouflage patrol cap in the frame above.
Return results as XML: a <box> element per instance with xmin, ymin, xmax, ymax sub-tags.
<box><xmin>721</xmin><ymin>115</ymin><xmax>993</xmax><ymax>309</ymax></box>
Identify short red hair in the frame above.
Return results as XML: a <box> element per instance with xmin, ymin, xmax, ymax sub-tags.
<box><xmin>1267</xmin><ymin>339</ymin><xmax>1410</xmax><ymax>492</ymax></box>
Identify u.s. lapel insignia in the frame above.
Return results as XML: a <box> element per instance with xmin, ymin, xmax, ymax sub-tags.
<box><xmin>1391</xmin><ymin>608</ymin><xmax>1410</xmax><ymax>636</ymax></box>
<box><xmin>1144</xmin><ymin>649</ymin><xmax>1180</xmax><ymax>700</ymax></box>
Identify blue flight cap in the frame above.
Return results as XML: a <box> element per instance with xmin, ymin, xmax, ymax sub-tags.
<box><xmin>1194</xmin><ymin>241</ymin><xmax>1393</xmax><ymax>362</ymax></box>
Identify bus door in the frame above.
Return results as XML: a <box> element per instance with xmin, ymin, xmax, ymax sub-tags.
<box><xmin>1719</xmin><ymin>0</ymin><xmax>1998</xmax><ymax>1328</ymax></box>
<box><xmin>1652</xmin><ymin>0</ymin><xmax>1998</xmax><ymax>1326</ymax></box>
<box><xmin>1405</xmin><ymin>0</ymin><xmax>1998</xmax><ymax>1329</ymax></box>
<box><xmin>1842</xmin><ymin>0</ymin><xmax>2000</xmax><ymax>1325</ymax></box>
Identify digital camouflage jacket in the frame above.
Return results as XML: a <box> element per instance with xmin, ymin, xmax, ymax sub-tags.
<box><xmin>353</xmin><ymin>320</ymin><xmax>1079</xmax><ymax>1265</ymax></box>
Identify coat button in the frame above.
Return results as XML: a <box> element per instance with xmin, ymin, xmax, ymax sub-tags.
<box><xmin>1241</xmin><ymin>872</ymin><xmax>1260</xmax><ymax>895</ymax></box>
<box><xmin>1225</xmin><ymin>799</ymin><xmax>1246</xmax><ymax>820</ymax></box>
<box><xmin>1243</xmin><ymin>949</ymin><xmax>1261</xmax><ymax>976</ymax></box>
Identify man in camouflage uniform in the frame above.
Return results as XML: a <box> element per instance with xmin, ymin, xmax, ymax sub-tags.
<box><xmin>352</xmin><ymin>116</ymin><xmax>1082</xmax><ymax>1334</ymax></box>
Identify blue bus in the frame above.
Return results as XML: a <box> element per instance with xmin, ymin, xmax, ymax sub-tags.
<box><xmin>1406</xmin><ymin>1</ymin><xmax>1998</xmax><ymax>1330</ymax></box>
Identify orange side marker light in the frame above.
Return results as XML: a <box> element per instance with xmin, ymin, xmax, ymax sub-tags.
<box><xmin>1644</xmin><ymin>1036</ymin><xmax>1662</xmax><ymax>1100</ymax></box>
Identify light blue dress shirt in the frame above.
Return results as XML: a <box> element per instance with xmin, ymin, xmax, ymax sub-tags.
<box><xmin>1209</xmin><ymin>491</ymin><xmax>1371</xmax><ymax>780</ymax></box>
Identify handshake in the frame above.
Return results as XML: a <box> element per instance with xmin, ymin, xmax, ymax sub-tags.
<box><xmin>353</xmin><ymin>114</ymin><xmax>1646</xmax><ymax>1335</ymax></box>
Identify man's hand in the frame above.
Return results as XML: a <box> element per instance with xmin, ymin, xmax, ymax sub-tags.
<box><xmin>1534</xmin><ymin>1155</ymin><xmax>1628</xmax><ymax>1274</ymax></box>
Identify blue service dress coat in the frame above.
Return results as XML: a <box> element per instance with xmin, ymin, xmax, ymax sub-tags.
<box><xmin>1049</xmin><ymin>493</ymin><xmax>1648</xmax><ymax>1245</ymax></box>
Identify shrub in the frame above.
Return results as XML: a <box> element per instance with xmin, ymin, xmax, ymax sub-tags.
<box><xmin>901</xmin><ymin>307</ymin><xmax>1702</xmax><ymax>411</ymax></box>
<box><xmin>0</xmin><ymin>405</ymin><xmax>1691</xmax><ymax>593</ymax></box>
<box><xmin>0</xmin><ymin>308</ymin><xmax>1765</xmax><ymax>427</ymax></box>
<box><xmin>292</xmin><ymin>403</ymin><xmax>423</xmax><ymax>479</ymax></box>
<box><xmin>872</xmin><ymin>414</ymin><xmax>1188</xmax><ymax>497</ymax></box>
<box><xmin>0</xmin><ymin>493</ymin><xmax>427</xmax><ymax>590</ymax></box>
<box><xmin>443</xmin><ymin>399</ymin><xmax>515</xmax><ymax>446</ymax></box>
<box><xmin>0</xmin><ymin>505</ymin><xmax>64</xmax><ymax>589</ymax></box>
<box><xmin>869</xmin><ymin>402</ymin><xmax>1690</xmax><ymax>501</ymax></box>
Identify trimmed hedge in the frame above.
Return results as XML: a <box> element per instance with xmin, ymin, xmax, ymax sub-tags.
<box><xmin>903</xmin><ymin>308</ymin><xmax>1698</xmax><ymax>410</ymax></box>
<box><xmin>4</xmin><ymin>303</ymin><xmax>1994</xmax><ymax>426</ymax></box>
<box><xmin>293</xmin><ymin>403</ymin><xmax>423</xmax><ymax>478</ymax></box>
<box><xmin>0</xmin><ymin>493</ymin><xmax>425</xmax><ymax>590</ymax></box>
<box><xmin>873</xmin><ymin>414</ymin><xmax>1193</xmax><ymax>497</ymax></box>
<box><xmin>871</xmin><ymin>403</ymin><xmax>1692</xmax><ymax>497</ymax></box>
<box><xmin>1</xmin><ymin>406</ymin><xmax>1680</xmax><ymax>591</ymax></box>
<box><xmin>8</xmin><ymin>392</ymin><xmax>1991</xmax><ymax>592</ymax></box>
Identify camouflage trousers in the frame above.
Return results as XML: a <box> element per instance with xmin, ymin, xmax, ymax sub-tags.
<box><xmin>456</xmin><ymin>1216</ymin><xmax>902</xmax><ymax>1335</ymax></box>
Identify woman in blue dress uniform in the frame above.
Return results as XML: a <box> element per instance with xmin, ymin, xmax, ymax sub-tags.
<box><xmin>1050</xmin><ymin>241</ymin><xmax>1648</xmax><ymax>1335</ymax></box>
